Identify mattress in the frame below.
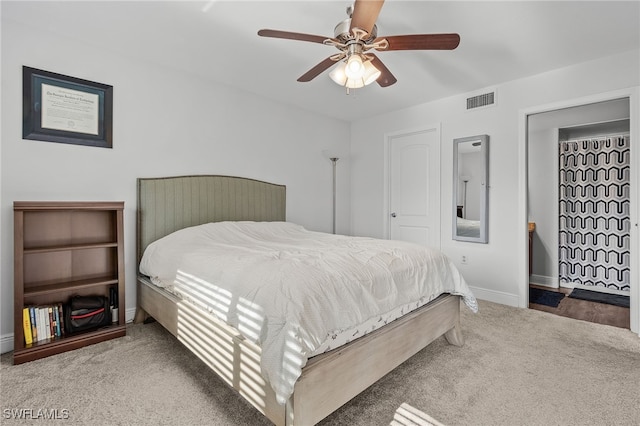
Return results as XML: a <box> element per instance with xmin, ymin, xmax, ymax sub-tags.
<box><xmin>139</xmin><ymin>221</ymin><xmax>477</xmax><ymax>404</ymax></box>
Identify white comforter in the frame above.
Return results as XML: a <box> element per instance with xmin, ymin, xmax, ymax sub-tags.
<box><xmin>456</xmin><ymin>217</ymin><xmax>481</xmax><ymax>238</ymax></box>
<box><xmin>139</xmin><ymin>221</ymin><xmax>477</xmax><ymax>404</ymax></box>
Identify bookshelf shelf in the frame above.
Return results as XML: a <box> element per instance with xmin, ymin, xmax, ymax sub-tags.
<box><xmin>24</xmin><ymin>242</ymin><xmax>118</xmax><ymax>254</ymax></box>
<box><xmin>14</xmin><ymin>325</ymin><xmax>125</xmax><ymax>364</ymax></box>
<box><xmin>24</xmin><ymin>276</ymin><xmax>120</xmax><ymax>297</ymax></box>
<box><xmin>14</xmin><ymin>201</ymin><xmax>126</xmax><ymax>365</ymax></box>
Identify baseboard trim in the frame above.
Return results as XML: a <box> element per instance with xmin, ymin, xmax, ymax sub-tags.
<box><xmin>529</xmin><ymin>274</ymin><xmax>558</xmax><ymax>288</ymax></box>
<box><xmin>1</xmin><ymin>333</ymin><xmax>14</xmax><ymax>354</ymax></box>
<box><xmin>468</xmin><ymin>286</ymin><xmax>519</xmax><ymax>307</ymax></box>
<box><xmin>126</xmin><ymin>307</ymin><xmax>136</xmax><ymax>323</ymax></box>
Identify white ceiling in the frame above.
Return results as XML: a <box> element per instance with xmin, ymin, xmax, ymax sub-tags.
<box><xmin>3</xmin><ymin>1</ymin><xmax>640</xmax><ymax>122</ymax></box>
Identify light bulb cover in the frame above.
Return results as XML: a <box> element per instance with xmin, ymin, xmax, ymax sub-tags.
<box><xmin>329</xmin><ymin>62</ymin><xmax>347</xmax><ymax>86</ymax></box>
<box><xmin>345</xmin><ymin>55</ymin><xmax>364</xmax><ymax>79</ymax></box>
<box><xmin>362</xmin><ymin>60</ymin><xmax>382</xmax><ymax>86</ymax></box>
<box><xmin>329</xmin><ymin>58</ymin><xmax>381</xmax><ymax>89</ymax></box>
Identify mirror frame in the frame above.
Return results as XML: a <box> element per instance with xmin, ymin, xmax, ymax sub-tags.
<box><xmin>453</xmin><ymin>134</ymin><xmax>489</xmax><ymax>243</ymax></box>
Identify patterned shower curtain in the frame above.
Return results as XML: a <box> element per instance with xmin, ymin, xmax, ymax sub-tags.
<box><xmin>558</xmin><ymin>135</ymin><xmax>630</xmax><ymax>292</ymax></box>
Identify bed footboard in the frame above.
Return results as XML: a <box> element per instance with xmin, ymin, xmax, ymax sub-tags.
<box><xmin>289</xmin><ymin>293</ymin><xmax>461</xmax><ymax>425</ymax></box>
<box><xmin>136</xmin><ymin>277</ymin><xmax>463</xmax><ymax>426</ymax></box>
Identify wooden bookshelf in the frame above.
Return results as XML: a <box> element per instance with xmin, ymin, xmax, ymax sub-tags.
<box><xmin>13</xmin><ymin>201</ymin><xmax>126</xmax><ymax>364</ymax></box>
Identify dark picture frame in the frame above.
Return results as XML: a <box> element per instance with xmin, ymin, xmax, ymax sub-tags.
<box><xmin>23</xmin><ymin>66</ymin><xmax>113</xmax><ymax>148</ymax></box>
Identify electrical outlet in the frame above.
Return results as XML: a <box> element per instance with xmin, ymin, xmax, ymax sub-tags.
<box><xmin>461</xmin><ymin>255</ymin><xmax>468</xmax><ymax>264</ymax></box>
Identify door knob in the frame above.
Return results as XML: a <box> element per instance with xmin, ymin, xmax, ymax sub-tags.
<box><xmin>391</xmin><ymin>212</ymin><xmax>397</xmax><ymax>218</ymax></box>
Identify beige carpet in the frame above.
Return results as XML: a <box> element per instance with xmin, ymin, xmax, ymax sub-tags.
<box><xmin>1</xmin><ymin>300</ymin><xmax>639</xmax><ymax>425</ymax></box>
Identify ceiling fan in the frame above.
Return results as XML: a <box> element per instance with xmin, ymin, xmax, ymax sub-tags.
<box><xmin>257</xmin><ymin>0</ymin><xmax>460</xmax><ymax>91</ymax></box>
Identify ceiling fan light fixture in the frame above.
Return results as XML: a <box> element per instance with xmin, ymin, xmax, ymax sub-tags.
<box><xmin>329</xmin><ymin>62</ymin><xmax>348</xmax><ymax>86</ymax></box>
<box><xmin>258</xmin><ymin>0</ymin><xmax>461</xmax><ymax>89</ymax></box>
<box><xmin>362</xmin><ymin>60</ymin><xmax>382</xmax><ymax>85</ymax></box>
<box><xmin>345</xmin><ymin>78</ymin><xmax>366</xmax><ymax>89</ymax></box>
<box><xmin>330</xmin><ymin>59</ymin><xmax>380</xmax><ymax>89</ymax></box>
<box><xmin>330</xmin><ymin>66</ymin><xmax>364</xmax><ymax>89</ymax></box>
<box><xmin>344</xmin><ymin>54</ymin><xmax>364</xmax><ymax>79</ymax></box>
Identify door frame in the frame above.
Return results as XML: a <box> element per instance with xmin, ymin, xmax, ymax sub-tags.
<box><xmin>517</xmin><ymin>87</ymin><xmax>640</xmax><ymax>335</ymax></box>
<box><xmin>383</xmin><ymin>123</ymin><xmax>441</xmax><ymax>248</ymax></box>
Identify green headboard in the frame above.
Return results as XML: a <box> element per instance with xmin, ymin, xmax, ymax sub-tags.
<box><xmin>137</xmin><ymin>175</ymin><xmax>286</xmax><ymax>262</ymax></box>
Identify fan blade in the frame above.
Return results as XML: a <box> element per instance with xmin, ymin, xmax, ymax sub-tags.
<box><xmin>297</xmin><ymin>57</ymin><xmax>337</xmax><ymax>82</ymax></box>
<box><xmin>258</xmin><ymin>29</ymin><xmax>331</xmax><ymax>45</ymax></box>
<box><xmin>369</xmin><ymin>54</ymin><xmax>397</xmax><ymax>87</ymax></box>
<box><xmin>376</xmin><ymin>33</ymin><xmax>460</xmax><ymax>51</ymax></box>
<box><xmin>350</xmin><ymin>0</ymin><xmax>385</xmax><ymax>36</ymax></box>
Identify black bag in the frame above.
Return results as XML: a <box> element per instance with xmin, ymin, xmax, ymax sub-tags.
<box><xmin>65</xmin><ymin>296</ymin><xmax>110</xmax><ymax>334</ymax></box>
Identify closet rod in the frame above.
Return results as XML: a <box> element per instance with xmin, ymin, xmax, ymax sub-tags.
<box><xmin>560</xmin><ymin>133</ymin><xmax>630</xmax><ymax>144</ymax></box>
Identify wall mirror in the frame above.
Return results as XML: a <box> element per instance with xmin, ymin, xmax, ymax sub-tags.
<box><xmin>453</xmin><ymin>134</ymin><xmax>489</xmax><ymax>243</ymax></box>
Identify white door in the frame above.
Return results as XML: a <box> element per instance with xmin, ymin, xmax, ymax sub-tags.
<box><xmin>388</xmin><ymin>126</ymin><xmax>441</xmax><ymax>249</ymax></box>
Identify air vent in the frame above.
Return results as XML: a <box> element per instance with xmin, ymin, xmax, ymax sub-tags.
<box><xmin>466</xmin><ymin>91</ymin><xmax>495</xmax><ymax>110</ymax></box>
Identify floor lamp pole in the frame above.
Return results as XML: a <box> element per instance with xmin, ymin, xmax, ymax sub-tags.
<box><xmin>330</xmin><ymin>157</ymin><xmax>339</xmax><ymax>234</ymax></box>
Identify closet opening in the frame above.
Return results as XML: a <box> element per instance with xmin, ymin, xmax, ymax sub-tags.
<box><xmin>526</xmin><ymin>98</ymin><xmax>631</xmax><ymax>329</ymax></box>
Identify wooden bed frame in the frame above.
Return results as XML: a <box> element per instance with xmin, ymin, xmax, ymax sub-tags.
<box><xmin>134</xmin><ymin>175</ymin><xmax>464</xmax><ymax>426</ymax></box>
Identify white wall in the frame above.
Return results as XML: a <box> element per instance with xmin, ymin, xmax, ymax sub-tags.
<box><xmin>528</xmin><ymin>99</ymin><xmax>630</xmax><ymax>287</ymax></box>
<box><xmin>0</xmin><ymin>19</ymin><xmax>351</xmax><ymax>350</ymax></box>
<box><xmin>351</xmin><ymin>49</ymin><xmax>640</xmax><ymax>306</ymax></box>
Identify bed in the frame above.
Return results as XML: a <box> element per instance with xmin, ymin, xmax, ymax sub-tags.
<box><xmin>135</xmin><ymin>175</ymin><xmax>477</xmax><ymax>425</ymax></box>
<box><xmin>455</xmin><ymin>217</ymin><xmax>481</xmax><ymax>238</ymax></box>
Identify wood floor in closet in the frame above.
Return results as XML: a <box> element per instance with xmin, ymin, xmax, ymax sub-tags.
<box><xmin>529</xmin><ymin>284</ymin><xmax>630</xmax><ymax>329</ymax></box>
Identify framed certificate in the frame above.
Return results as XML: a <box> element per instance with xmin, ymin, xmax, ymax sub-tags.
<box><xmin>22</xmin><ymin>66</ymin><xmax>113</xmax><ymax>148</ymax></box>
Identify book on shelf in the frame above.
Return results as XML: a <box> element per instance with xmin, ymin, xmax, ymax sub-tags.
<box><xmin>24</xmin><ymin>303</ymin><xmax>66</xmax><ymax>344</ymax></box>
<box><xmin>29</xmin><ymin>307</ymin><xmax>37</xmax><ymax>342</ymax></box>
<box><xmin>48</xmin><ymin>306</ymin><xmax>55</xmax><ymax>338</ymax></box>
<box><xmin>57</xmin><ymin>304</ymin><xmax>65</xmax><ymax>336</ymax></box>
<box><xmin>22</xmin><ymin>308</ymin><xmax>33</xmax><ymax>345</ymax></box>
<box><xmin>38</xmin><ymin>308</ymin><xmax>47</xmax><ymax>341</ymax></box>
<box><xmin>54</xmin><ymin>305</ymin><xmax>61</xmax><ymax>337</ymax></box>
